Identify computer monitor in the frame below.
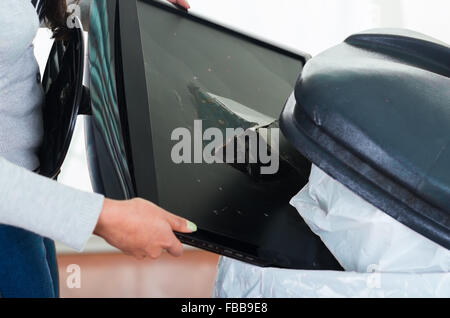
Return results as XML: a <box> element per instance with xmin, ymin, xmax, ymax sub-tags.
<box><xmin>87</xmin><ymin>0</ymin><xmax>341</xmax><ymax>269</ymax></box>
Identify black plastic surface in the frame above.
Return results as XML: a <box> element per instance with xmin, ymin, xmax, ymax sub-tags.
<box><xmin>39</xmin><ymin>28</ymin><xmax>84</xmax><ymax>178</ymax></box>
<box><xmin>280</xmin><ymin>29</ymin><xmax>450</xmax><ymax>249</ymax></box>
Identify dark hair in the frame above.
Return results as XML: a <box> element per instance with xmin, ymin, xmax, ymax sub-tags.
<box><xmin>40</xmin><ymin>0</ymin><xmax>79</xmax><ymax>39</ymax></box>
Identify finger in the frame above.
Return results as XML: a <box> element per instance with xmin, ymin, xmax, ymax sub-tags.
<box><xmin>165</xmin><ymin>212</ymin><xmax>197</xmax><ymax>233</ymax></box>
<box><xmin>176</xmin><ymin>0</ymin><xmax>190</xmax><ymax>9</ymax></box>
<box><xmin>167</xmin><ymin>0</ymin><xmax>190</xmax><ymax>10</ymax></box>
<box><xmin>165</xmin><ymin>234</ymin><xmax>184</xmax><ymax>257</ymax></box>
<box><xmin>146</xmin><ymin>247</ymin><xmax>163</xmax><ymax>260</ymax></box>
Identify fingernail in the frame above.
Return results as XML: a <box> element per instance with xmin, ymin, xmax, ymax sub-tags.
<box><xmin>187</xmin><ymin>221</ymin><xmax>197</xmax><ymax>232</ymax></box>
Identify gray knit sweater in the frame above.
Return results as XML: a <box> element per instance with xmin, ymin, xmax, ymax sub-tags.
<box><xmin>0</xmin><ymin>0</ymin><xmax>104</xmax><ymax>251</ymax></box>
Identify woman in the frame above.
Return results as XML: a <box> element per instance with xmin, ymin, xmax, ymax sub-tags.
<box><xmin>0</xmin><ymin>0</ymin><xmax>193</xmax><ymax>298</ymax></box>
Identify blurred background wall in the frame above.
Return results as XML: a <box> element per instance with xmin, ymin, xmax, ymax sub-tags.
<box><xmin>33</xmin><ymin>0</ymin><xmax>450</xmax><ymax>297</ymax></box>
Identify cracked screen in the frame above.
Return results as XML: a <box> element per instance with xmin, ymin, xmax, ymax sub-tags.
<box><xmin>137</xmin><ymin>1</ymin><xmax>307</xmax><ymax>242</ymax></box>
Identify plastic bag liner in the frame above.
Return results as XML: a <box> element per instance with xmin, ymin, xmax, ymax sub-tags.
<box><xmin>291</xmin><ymin>165</ymin><xmax>450</xmax><ymax>273</ymax></box>
<box><xmin>213</xmin><ymin>257</ymin><xmax>450</xmax><ymax>297</ymax></box>
<box><xmin>213</xmin><ymin>165</ymin><xmax>450</xmax><ymax>297</ymax></box>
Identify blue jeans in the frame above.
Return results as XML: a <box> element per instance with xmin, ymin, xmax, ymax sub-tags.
<box><xmin>0</xmin><ymin>225</ymin><xmax>59</xmax><ymax>298</ymax></box>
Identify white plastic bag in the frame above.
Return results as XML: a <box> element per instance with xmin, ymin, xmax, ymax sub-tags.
<box><xmin>213</xmin><ymin>257</ymin><xmax>450</xmax><ymax>298</ymax></box>
<box><xmin>290</xmin><ymin>165</ymin><xmax>450</xmax><ymax>273</ymax></box>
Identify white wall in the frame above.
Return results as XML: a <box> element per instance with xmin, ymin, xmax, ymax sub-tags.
<box><xmin>33</xmin><ymin>0</ymin><xmax>450</xmax><ymax>252</ymax></box>
<box><xmin>188</xmin><ymin>0</ymin><xmax>450</xmax><ymax>55</ymax></box>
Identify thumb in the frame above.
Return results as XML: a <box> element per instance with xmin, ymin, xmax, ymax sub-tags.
<box><xmin>165</xmin><ymin>212</ymin><xmax>197</xmax><ymax>233</ymax></box>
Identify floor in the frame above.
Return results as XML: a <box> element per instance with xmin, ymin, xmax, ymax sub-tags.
<box><xmin>57</xmin><ymin>250</ymin><xmax>219</xmax><ymax>298</ymax></box>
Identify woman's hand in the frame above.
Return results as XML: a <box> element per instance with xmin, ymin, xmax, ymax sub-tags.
<box><xmin>94</xmin><ymin>198</ymin><xmax>197</xmax><ymax>260</ymax></box>
<box><xmin>167</xmin><ymin>0</ymin><xmax>190</xmax><ymax>10</ymax></box>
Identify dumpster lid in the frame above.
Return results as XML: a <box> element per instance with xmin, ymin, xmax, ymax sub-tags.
<box><xmin>280</xmin><ymin>29</ymin><xmax>450</xmax><ymax>249</ymax></box>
